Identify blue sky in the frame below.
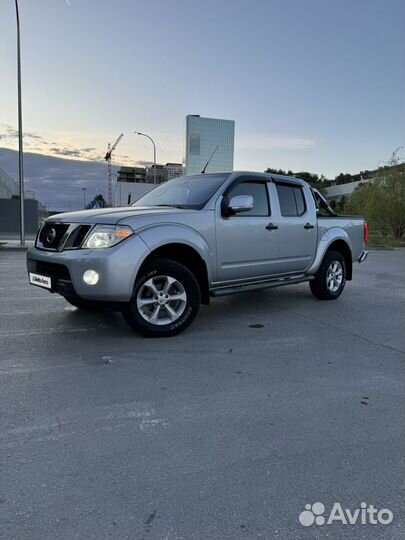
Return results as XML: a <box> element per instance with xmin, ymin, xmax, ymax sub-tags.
<box><xmin>1</xmin><ymin>0</ymin><xmax>404</xmax><ymax>207</ymax></box>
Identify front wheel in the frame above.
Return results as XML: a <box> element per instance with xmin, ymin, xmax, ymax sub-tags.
<box><xmin>122</xmin><ymin>258</ymin><xmax>201</xmax><ymax>337</ymax></box>
<box><xmin>310</xmin><ymin>250</ymin><xmax>346</xmax><ymax>300</ymax></box>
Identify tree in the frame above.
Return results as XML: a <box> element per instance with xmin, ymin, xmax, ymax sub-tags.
<box><xmin>85</xmin><ymin>193</ymin><xmax>107</xmax><ymax>209</ymax></box>
<box><xmin>294</xmin><ymin>171</ymin><xmax>319</xmax><ymax>183</ymax></box>
<box><xmin>94</xmin><ymin>193</ymin><xmax>106</xmax><ymax>204</ymax></box>
<box><xmin>373</xmin><ymin>158</ymin><xmax>405</xmax><ymax>239</ymax></box>
<box><xmin>332</xmin><ymin>194</ymin><xmax>347</xmax><ymax>214</ymax></box>
<box><xmin>334</xmin><ymin>173</ymin><xmax>353</xmax><ymax>185</ymax></box>
<box><xmin>265</xmin><ymin>167</ymin><xmax>293</xmax><ymax>176</ymax></box>
<box><xmin>344</xmin><ymin>152</ymin><xmax>405</xmax><ymax>239</ymax></box>
<box><xmin>264</xmin><ymin>168</ymin><xmax>330</xmax><ymax>189</ymax></box>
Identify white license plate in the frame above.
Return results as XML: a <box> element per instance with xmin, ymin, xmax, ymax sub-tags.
<box><xmin>29</xmin><ymin>272</ymin><xmax>52</xmax><ymax>289</ymax></box>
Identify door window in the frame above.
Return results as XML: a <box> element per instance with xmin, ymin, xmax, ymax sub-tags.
<box><xmin>226</xmin><ymin>181</ymin><xmax>270</xmax><ymax>217</ymax></box>
<box><xmin>276</xmin><ymin>184</ymin><xmax>306</xmax><ymax>216</ymax></box>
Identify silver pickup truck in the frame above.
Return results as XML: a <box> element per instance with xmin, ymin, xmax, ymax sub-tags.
<box><xmin>27</xmin><ymin>172</ymin><xmax>368</xmax><ymax>337</ymax></box>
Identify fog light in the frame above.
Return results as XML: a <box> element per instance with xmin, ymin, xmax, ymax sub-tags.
<box><xmin>83</xmin><ymin>269</ymin><xmax>99</xmax><ymax>285</ymax></box>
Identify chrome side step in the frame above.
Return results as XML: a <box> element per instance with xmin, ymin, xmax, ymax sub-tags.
<box><xmin>210</xmin><ymin>275</ymin><xmax>314</xmax><ymax>297</ymax></box>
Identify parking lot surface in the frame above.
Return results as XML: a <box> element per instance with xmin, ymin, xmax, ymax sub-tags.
<box><xmin>1</xmin><ymin>249</ymin><xmax>404</xmax><ymax>540</ymax></box>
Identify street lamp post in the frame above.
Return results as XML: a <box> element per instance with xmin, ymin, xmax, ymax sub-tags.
<box><xmin>134</xmin><ymin>132</ymin><xmax>157</xmax><ymax>184</ymax></box>
<box><xmin>82</xmin><ymin>187</ymin><xmax>87</xmax><ymax>209</ymax></box>
<box><xmin>15</xmin><ymin>0</ymin><xmax>25</xmax><ymax>246</ymax></box>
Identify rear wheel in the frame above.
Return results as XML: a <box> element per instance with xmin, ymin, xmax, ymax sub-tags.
<box><xmin>122</xmin><ymin>258</ymin><xmax>201</xmax><ymax>337</ymax></box>
<box><xmin>310</xmin><ymin>250</ymin><xmax>346</xmax><ymax>300</ymax></box>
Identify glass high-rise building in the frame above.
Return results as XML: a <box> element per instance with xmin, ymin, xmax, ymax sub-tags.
<box><xmin>183</xmin><ymin>115</ymin><xmax>235</xmax><ymax>176</ymax></box>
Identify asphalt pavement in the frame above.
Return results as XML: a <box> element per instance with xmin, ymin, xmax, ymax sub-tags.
<box><xmin>1</xmin><ymin>249</ymin><xmax>404</xmax><ymax>540</ymax></box>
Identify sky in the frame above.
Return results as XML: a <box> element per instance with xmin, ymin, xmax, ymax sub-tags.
<box><xmin>1</xmin><ymin>0</ymin><xmax>404</xmax><ymax>209</ymax></box>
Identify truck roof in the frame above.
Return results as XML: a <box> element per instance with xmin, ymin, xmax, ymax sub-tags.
<box><xmin>228</xmin><ymin>171</ymin><xmax>307</xmax><ymax>187</ymax></box>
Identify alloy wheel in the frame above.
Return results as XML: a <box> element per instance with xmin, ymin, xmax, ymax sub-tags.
<box><xmin>326</xmin><ymin>260</ymin><xmax>343</xmax><ymax>292</ymax></box>
<box><xmin>136</xmin><ymin>275</ymin><xmax>187</xmax><ymax>325</ymax></box>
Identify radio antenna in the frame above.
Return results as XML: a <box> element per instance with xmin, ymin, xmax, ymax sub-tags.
<box><xmin>201</xmin><ymin>145</ymin><xmax>219</xmax><ymax>174</ymax></box>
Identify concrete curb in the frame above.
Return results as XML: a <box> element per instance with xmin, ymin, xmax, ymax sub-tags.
<box><xmin>0</xmin><ymin>246</ymin><xmax>30</xmax><ymax>251</ymax></box>
<box><xmin>0</xmin><ymin>242</ymin><xmax>33</xmax><ymax>251</ymax></box>
<box><xmin>368</xmin><ymin>247</ymin><xmax>405</xmax><ymax>252</ymax></box>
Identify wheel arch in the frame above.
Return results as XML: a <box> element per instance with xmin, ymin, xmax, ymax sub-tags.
<box><xmin>137</xmin><ymin>242</ymin><xmax>210</xmax><ymax>305</ymax></box>
<box><xmin>307</xmin><ymin>228</ymin><xmax>353</xmax><ymax>280</ymax></box>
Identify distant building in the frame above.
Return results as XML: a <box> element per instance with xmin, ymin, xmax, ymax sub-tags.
<box><xmin>0</xmin><ymin>167</ymin><xmax>47</xmax><ymax>235</ymax></box>
<box><xmin>117</xmin><ymin>166</ymin><xmax>148</xmax><ymax>183</ymax></box>
<box><xmin>0</xmin><ymin>167</ymin><xmax>18</xmax><ymax>199</ymax></box>
<box><xmin>146</xmin><ymin>164</ymin><xmax>166</xmax><ymax>184</ymax></box>
<box><xmin>115</xmin><ymin>162</ymin><xmax>183</xmax><ymax>206</ymax></box>
<box><xmin>165</xmin><ymin>162</ymin><xmax>183</xmax><ymax>180</ymax></box>
<box><xmin>183</xmin><ymin>115</ymin><xmax>235</xmax><ymax>176</ymax></box>
<box><xmin>323</xmin><ymin>178</ymin><xmax>371</xmax><ymax>200</ymax></box>
<box><xmin>117</xmin><ymin>164</ymin><xmax>182</xmax><ymax>185</ymax></box>
<box><xmin>146</xmin><ymin>163</ymin><xmax>183</xmax><ymax>183</ymax></box>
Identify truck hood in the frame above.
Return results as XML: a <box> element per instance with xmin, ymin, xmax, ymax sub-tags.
<box><xmin>47</xmin><ymin>206</ymin><xmax>197</xmax><ymax>225</ymax></box>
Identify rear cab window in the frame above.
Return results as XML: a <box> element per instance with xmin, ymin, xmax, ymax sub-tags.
<box><xmin>275</xmin><ymin>183</ymin><xmax>307</xmax><ymax>217</ymax></box>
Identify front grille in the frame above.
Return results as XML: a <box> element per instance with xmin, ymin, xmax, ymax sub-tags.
<box><xmin>37</xmin><ymin>223</ymin><xmax>92</xmax><ymax>251</ymax></box>
<box><xmin>36</xmin><ymin>261</ymin><xmax>71</xmax><ymax>280</ymax></box>
<box><xmin>64</xmin><ymin>225</ymin><xmax>92</xmax><ymax>249</ymax></box>
<box><xmin>38</xmin><ymin>223</ymin><xmax>69</xmax><ymax>250</ymax></box>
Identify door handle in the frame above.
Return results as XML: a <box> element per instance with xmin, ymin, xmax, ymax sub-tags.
<box><xmin>304</xmin><ymin>223</ymin><xmax>314</xmax><ymax>229</ymax></box>
<box><xmin>266</xmin><ymin>223</ymin><xmax>279</xmax><ymax>231</ymax></box>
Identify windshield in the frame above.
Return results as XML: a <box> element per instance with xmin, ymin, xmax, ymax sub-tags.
<box><xmin>132</xmin><ymin>173</ymin><xmax>231</xmax><ymax>209</ymax></box>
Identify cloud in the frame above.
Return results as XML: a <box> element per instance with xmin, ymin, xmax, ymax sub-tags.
<box><xmin>49</xmin><ymin>147</ymin><xmax>83</xmax><ymax>157</ymax></box>
<box><xmin>135</xmin><ymin>160</ymin><xmax>153</xmax><ymax>167</ymax></box>
<box><xmin>2</xmin><ymin>124</ymin><xmax>44</xmax><ymax>141</ymax></box>
<box><xmin>237</xmin><ymin>134</ymin><xmax>316</xmax><ymax>151</ymax></box>
<box><xmin>0</xmin><ymin>123</ymin><xmax>183</xmax><ymax>170</ymax></box>
<box><xmin>25</xmin><ymin>132</ymin><xmax>44</xmax><ymax>140</ymax></box>
<box><xmin>0</xmin><ymin>123</ymin><xmax>107</xmax><ymax>164</ymax></box>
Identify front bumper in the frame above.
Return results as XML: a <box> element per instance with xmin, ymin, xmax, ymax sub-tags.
<box><xmin>26</xmin><ymin>234</ymin><xmax>151</xmax><ymax>301</ymax></box>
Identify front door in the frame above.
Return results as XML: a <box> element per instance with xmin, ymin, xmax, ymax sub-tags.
<box><xmin>215</xmin><ymin>178</ymin><xmax>280</xmax><ymax>283</ymax></box>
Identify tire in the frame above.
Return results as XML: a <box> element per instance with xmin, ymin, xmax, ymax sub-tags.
<box><xmin>310</xmin><ymin>250</ymin><xmax>346</xmax><ymax>300</ymax></box>
<box><xmin>63</xmin><ymin>296</ymin><xmax>99</xmax><ymax>310</ymax></box>
<box><xmin>122</xmin><ymin>258</ymin><xmax>201</xmax><ymax>337</ymax></box>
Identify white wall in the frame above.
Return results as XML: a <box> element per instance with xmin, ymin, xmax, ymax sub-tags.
<box><xmin>323</xmin><ymin>179</ymin><xmax>372</xmax><ymax>199</ymax></box>
<box><xmin>115</xmin><ymin>182</ymin><xmax>156</xmax><ymax>207</ymax></box>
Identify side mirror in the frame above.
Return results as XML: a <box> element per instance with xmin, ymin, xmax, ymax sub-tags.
<box><xmin>228</xmin><ymin>195</ymin><xmax>254</xmax><ymax>214</ymax></box>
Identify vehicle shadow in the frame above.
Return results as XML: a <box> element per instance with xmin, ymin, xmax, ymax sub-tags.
<box><xmin>60</xmin><ymin>283</ymin><xmax>314</xmax><ymax>340</ymax></box>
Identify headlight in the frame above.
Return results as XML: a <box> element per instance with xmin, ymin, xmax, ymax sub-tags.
<box><xmin>83</xmin><ymin>225</ymin><xmax>133</xmax><ymax>249</ymax></box>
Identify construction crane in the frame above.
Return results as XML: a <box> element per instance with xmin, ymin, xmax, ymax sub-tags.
<box><xmin>104</xmin><ymin>133</ymin><xmax>124</xmax><ymax>207</ymax></box>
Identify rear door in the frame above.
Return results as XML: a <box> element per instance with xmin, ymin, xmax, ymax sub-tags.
<box><xmin>215</xmin><ymin>177</ymin><xmax>280</xmax><ymax>282</ymax></box>
<box><xmin>270</xmin><ymin>181</ymin><xmax>317</xmax><ymax>273</ymax></box>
